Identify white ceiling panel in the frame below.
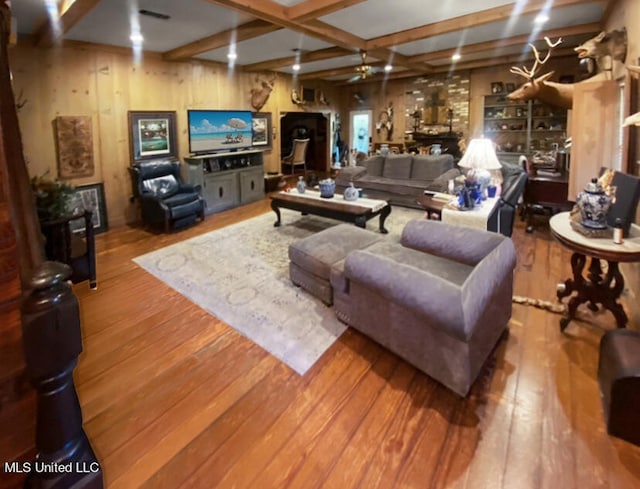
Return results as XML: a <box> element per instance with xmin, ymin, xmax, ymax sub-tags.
<box><xmin>12</xmin><ymin>0</ymin><xmax>49</xmax><ymax>34</ymax></box>
<box><xmin>394</xmin><ymin>3</ymin><xmax>603</xmax><ymax>57</ymax></box>
<box><xmin>197</xmin><ymin>29</ymin><xmax>334</xmax><ymax>65</ymax></box>
<box><xmin>65</xmin><ymin>0</ymin><xmax>254</xmax><ymax>52</ymax></box>
<box><xmin>319</xmin><ymin>0</ymin><xmax>517</xmax><ymax>40</ymax></box>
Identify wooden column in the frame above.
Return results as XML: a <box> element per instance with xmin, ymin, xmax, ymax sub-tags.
<box><xmin>0</xmin><ymin>2</ymin><xmax>41</xmax><ymax>487</ymax></box>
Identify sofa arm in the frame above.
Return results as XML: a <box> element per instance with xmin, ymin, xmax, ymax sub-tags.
<box><xmin>335</xmin><ymin>166</ymin><xmax>367</xmax><ymax>186</ymax></box>
<box><xmin>461</xmin><ymin>239</ymin><xmax>516</xmax><ymax>335</ymax></box>
<box><xmin>400</xmin><ymin>219</ymin><xmax>507</xmax><ymax>266</ymax></box>
<box><xmin>344</xmin><ymin>250</ymin><xmax>466</xmax><ymax>337</ymax></box>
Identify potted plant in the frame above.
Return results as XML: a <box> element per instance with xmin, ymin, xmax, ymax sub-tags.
<box><xmin>30</xmin><ymin>174</ymin><xmax>76</xmax><ymax>222</ymax></box>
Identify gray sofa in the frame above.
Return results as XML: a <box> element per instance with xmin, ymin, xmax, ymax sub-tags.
<box><xmin>331</xmin><ymin>219</ymin><xmax>516</xmax><ymax>396</ymax></box>
<box><xmin>335</xmin><ymin>153</ymin><xmax>460</xmax><ymax>208</ymax></box>
<box><xmin>289</xmin><ymin>219</ymin><xmax>516</xmax><ymax>396</ymax></box>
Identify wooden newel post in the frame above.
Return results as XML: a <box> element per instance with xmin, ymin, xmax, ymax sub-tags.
<box><xmin>21</xmin><ymin>261</ymin><xmax>103</xmax><ymax>489</ymax></box>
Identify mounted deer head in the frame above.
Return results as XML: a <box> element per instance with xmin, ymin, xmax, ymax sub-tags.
<box><xmin>507</xmin><ymin>37</ymin><xmax>574</xmax><ymax>110</ymax></box>
<box><xmin>250</xmin><ymin>74</ymin><xmax>276</xmax><ymax>112</ymax></box>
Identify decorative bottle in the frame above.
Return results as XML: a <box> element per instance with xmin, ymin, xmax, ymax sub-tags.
<box><xmin>343</xmin><ymin>182</ymin><xmax>359</xmax><ymax>201</ymax></box>
<box><xmin>296</xmin><ymin>176</ymin><xmax>306</xmax><ymax>194</ymax></box>
<box><xmin>613</xmin><ymin>218</ymin><xmax>624</xmax><ymax>245</ymax></box>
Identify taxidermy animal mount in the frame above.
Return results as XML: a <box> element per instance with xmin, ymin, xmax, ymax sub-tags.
<box><xmin>508</xmin><ymin>31</ymin><xmax>630</xmax><ymax>110</ymax></box>
<box><xmin>623</xmin><ymin>112</ymin><xmax>640</xmax><ymax>127</ymax></box>
<box><xmin>574</xmin><ymin>28</ymin><xmax>627</xmax><ymax>79</ymax></box>
<box><xmin>291</xmin><ymin>89</ymin><xmax>304</xmax><ymax>105</ymax></box>
<box><xmin>508</xmin><ymin>37</ymin><xmax>574</xmax><ymax>110</ymax></box>
<box><xmin>250</xmin><ymin>74</ymin><xmax>275</xmax><ymax>111</ymax></box>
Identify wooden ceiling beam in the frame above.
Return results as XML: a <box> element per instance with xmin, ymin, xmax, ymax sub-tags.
<box><xmin>408</xmin><ymin>22</ymin><xmax>600</xmax><ymax>64</ymax></box>
<box><xmin>297</xmin><ymin>62</ymin><xmax>387</xmax><ymax>81</ymax></box>
<box><xmin>204</xmin><ymin>1</ymin><xmax>427</xmax><ymax>72</ymax></box>
<box><xmin>287</xmin><ymin>0</ymin><xmax>368</xmax><ymax>22</ymax></box>
<box><xmin>35</xmin><ymin>0</ymin><xmax>101</xmax><ymax>47</ymax></box>
<box><xmin>205</xmin><ymin>0</ymin><xmax>366</xmax><ymax>50</ymax></box>
<box><xmin>242</xmin><ymin>46</ymin><xmax>351</xmax><ymax>72</ymax></box>
<box><xmin>366</xmin><ymin>0</ymin><xmax>595</xmax><ymax>50</ymax></box>
<box><xmin>428</xmin><ymin>47</ymin><xmax>579</xmax><ymax>75</ymax></box>
<box><xmin>163</xmin><ymin>20</ymin><xmax>281</xmax><ymax>61</ymax></box>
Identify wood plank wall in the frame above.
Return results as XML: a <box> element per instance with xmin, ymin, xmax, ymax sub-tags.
<box><xmin>8</xmin><ymin>42</ymin><xmax>341</xmax><ymax>228</ymax></box>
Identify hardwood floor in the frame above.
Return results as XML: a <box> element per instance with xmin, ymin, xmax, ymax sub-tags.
<box><xmin>65</xmin><ymin>199</ymin><xmax>640</xmax><ymax>488</ymax></box>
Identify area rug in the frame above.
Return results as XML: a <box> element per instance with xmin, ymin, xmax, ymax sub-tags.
<box><xmin>133</xmin><ymin>206</ymin><xmax>423</xmax><ymax>375</ymax></box>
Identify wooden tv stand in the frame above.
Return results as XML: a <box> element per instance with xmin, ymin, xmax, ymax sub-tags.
<box><xmin>183</xmin><ymin>149</ymin><xmax>264</xmax><ymax>215</ymax></box>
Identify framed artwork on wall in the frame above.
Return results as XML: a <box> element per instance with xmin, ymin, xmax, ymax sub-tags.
<box><xmin>128</xmin><ymin>111</ymin><xmax>177</xmax><ymax>162</ymax></box>
<box><xmin>68</xmin><ymin>183</ymin><xmax>108</xmax><ymax>235</ymax></box>
<box><xmin>55</xmin><ymin>115</ymin><xmax>95</xmax><ymax>178</ymax></box>
<box><xmin>252</xmin><ymin>112</ymin><xmax>272</xmax><ymax>150</ymax></box>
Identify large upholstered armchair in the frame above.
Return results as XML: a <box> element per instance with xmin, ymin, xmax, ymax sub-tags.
<box><xmin>129</xmin><ymin>158</ymin><xmax>205</xmax><ymax>232</ymax></box>
<box><xmin>331</xmin><ymin>219</ymin><xmax>517</xmax><ymax>396</ymax></box>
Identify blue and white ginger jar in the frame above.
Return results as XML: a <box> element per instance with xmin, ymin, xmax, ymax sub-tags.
<box><xmin>576</xmin><ymin>177</ymin><xmax>613</xmax><ymax>229</ymax></box>
<box><xmin>319</xmin><ymin>178</ymin><xmax>335</xmax><ymax>198</ymax></box>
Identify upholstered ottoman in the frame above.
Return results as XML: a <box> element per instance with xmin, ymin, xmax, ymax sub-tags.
<box><xmin>598</xmin><ymin>329</ymin><xmax>640</xmax><ymax>447</ymax></box>
<box><xmin>288</xmin><ymin>224</ymin><xmax>384</xmax><ymax>305</ymax></box>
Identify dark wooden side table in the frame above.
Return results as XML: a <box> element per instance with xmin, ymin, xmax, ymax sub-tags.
<box><xmin>522</xmin><ymin>172</ymin><xmax>572</xmax><ymax>232</ymax></box>
<box><xmin>549</xmin><ymin>212</ymin><xmax>640</xmax><ymax>331</ymax></box>
<box><xmin>416</xmin><ymin>195</ymin><xmax>447</xmax><ymax>220</ymax></box>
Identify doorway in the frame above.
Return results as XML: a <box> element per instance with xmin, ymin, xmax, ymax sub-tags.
<box><xmin>280</xmin><ymin>112</ymin><xmax>329</xmax><ymax>173</ymax></box>
<box><xmin>349</xmin><ymin>110</ymin><xmax>372</xmax><ymax>156</ymax></box>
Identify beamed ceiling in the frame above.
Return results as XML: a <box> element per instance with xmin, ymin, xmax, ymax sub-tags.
<box><xmin>12</xmin><ymin>0</ymin><xmax>614</xmax><ymax>83</ymax></box>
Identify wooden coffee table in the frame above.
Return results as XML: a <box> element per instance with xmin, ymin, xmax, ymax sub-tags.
<box><xmin>270</xmin><ymin>190</ymin><xmax>391</xmax><ymax>233</ymax></box>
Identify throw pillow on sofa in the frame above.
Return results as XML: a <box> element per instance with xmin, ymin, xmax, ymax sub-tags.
<box><xmin>381</xmin><ymin>154</ymin><xmax>413</xmax><ymax>179</ymax></box>
<box><xmin>411</xmin><ymin>154</ymin><xmax>455</xmax><ymax>181</ymax></box>
<box><xmin>359</xmin><ymin>155</ymin><xmax>385</xmax><ymax>177</ymax></box>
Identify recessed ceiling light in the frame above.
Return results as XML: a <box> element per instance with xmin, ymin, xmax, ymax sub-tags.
<box><xmin>292</xmin><ymin>63</ymin><xmax>301</xmax><ymax>71</ymax></box>
<box><xmin>451</xmin><ymin>53</ymin><xmax>461</xmax><ymax>61</ymax></box>
<box><xmin>384</xmin><ymin>64</ymin><xmax>393</xmax><ymax>72</ymax></box>
<box><xmin>130</xmin><ymin>33</ymin><xmax>144</xmax><ymax>43</ymax></box>
<box><xmin>534</xmin><ymin>13</ymin><xmax>549</xmax><ymax>24</ymax></box>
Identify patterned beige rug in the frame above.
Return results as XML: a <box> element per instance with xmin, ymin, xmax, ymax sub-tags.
<box><xmin>133</xmin><ymin>206</ymin><xmax>423</xmax><ymax>374</ymax></box>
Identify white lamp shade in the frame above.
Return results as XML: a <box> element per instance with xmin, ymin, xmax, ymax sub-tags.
<box><xmin>458</xmin><ymin>138</ymin><xmax>502</xmax><ymax>170</ymax></box>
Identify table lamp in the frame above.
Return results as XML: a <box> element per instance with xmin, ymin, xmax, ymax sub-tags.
<box><xmin>458</xmin><ymin>137</ymin><xmax>502</xmax><ymax>199</ymax></box>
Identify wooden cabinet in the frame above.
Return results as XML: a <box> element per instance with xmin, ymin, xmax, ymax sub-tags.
<box><xmin>483</xmin><ymin>94</ymin><xmax>567</xmax><ymax>162</ymax></box>
<box><xmin>183</xmin><ymin>149</ymin><xmax>264</xmax><ymax>215</ymax></box>
<box><xmin>522</xmin><ymin>173</ymin><xmax>572</xmax><ymax>231</ymax></box>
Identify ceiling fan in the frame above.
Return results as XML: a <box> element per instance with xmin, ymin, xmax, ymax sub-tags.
<box><xmin>348</xmin><ymin>51</ymin><xmax>380</xmax><ymax>82</ymax></box>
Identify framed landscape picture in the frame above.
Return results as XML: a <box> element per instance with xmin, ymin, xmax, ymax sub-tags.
<box><xmin>68</xmin><ymin>183</ymin><xmax>108</xmax><ymax>235</ymax></box>
<box><xmin>252</xmin><ymin>112</ymin><xmax>272</xmax><ymax>150</ymax></box>
<box><xmin>128</xmin><ymin>111</ymin><xmax>177</xmax><ymax>162</ymax></box>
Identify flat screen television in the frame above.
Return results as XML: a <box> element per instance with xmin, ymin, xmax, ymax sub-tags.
<box><xmin>187</xmin><ymin>110</ymin><xmax>253</xmax><ymax>154</ymax></box>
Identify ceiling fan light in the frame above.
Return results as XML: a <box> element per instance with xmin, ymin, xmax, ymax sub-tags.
<box><xmin>130</xmin><ymin>33</ymin><xmax>144</xmax><ymax>44</ymax></box>
<box><xmin>451</xmin><ymin>53</ymin><xmax>461</xmax><ymax>61</ymax></box>
<box><xmin>384</xmin><ymin>64</ymin><xmax>393</xmax><ymax>72</ymax></box>
<box><xmin>292</xmin><ymin>63</ymin><xmax>301</xmax><ymax>71</ymax></box>
<box><xmin>227</xmin><ymin>52</ymin><xmax>237</xmax><ymax>60</ymax></box>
